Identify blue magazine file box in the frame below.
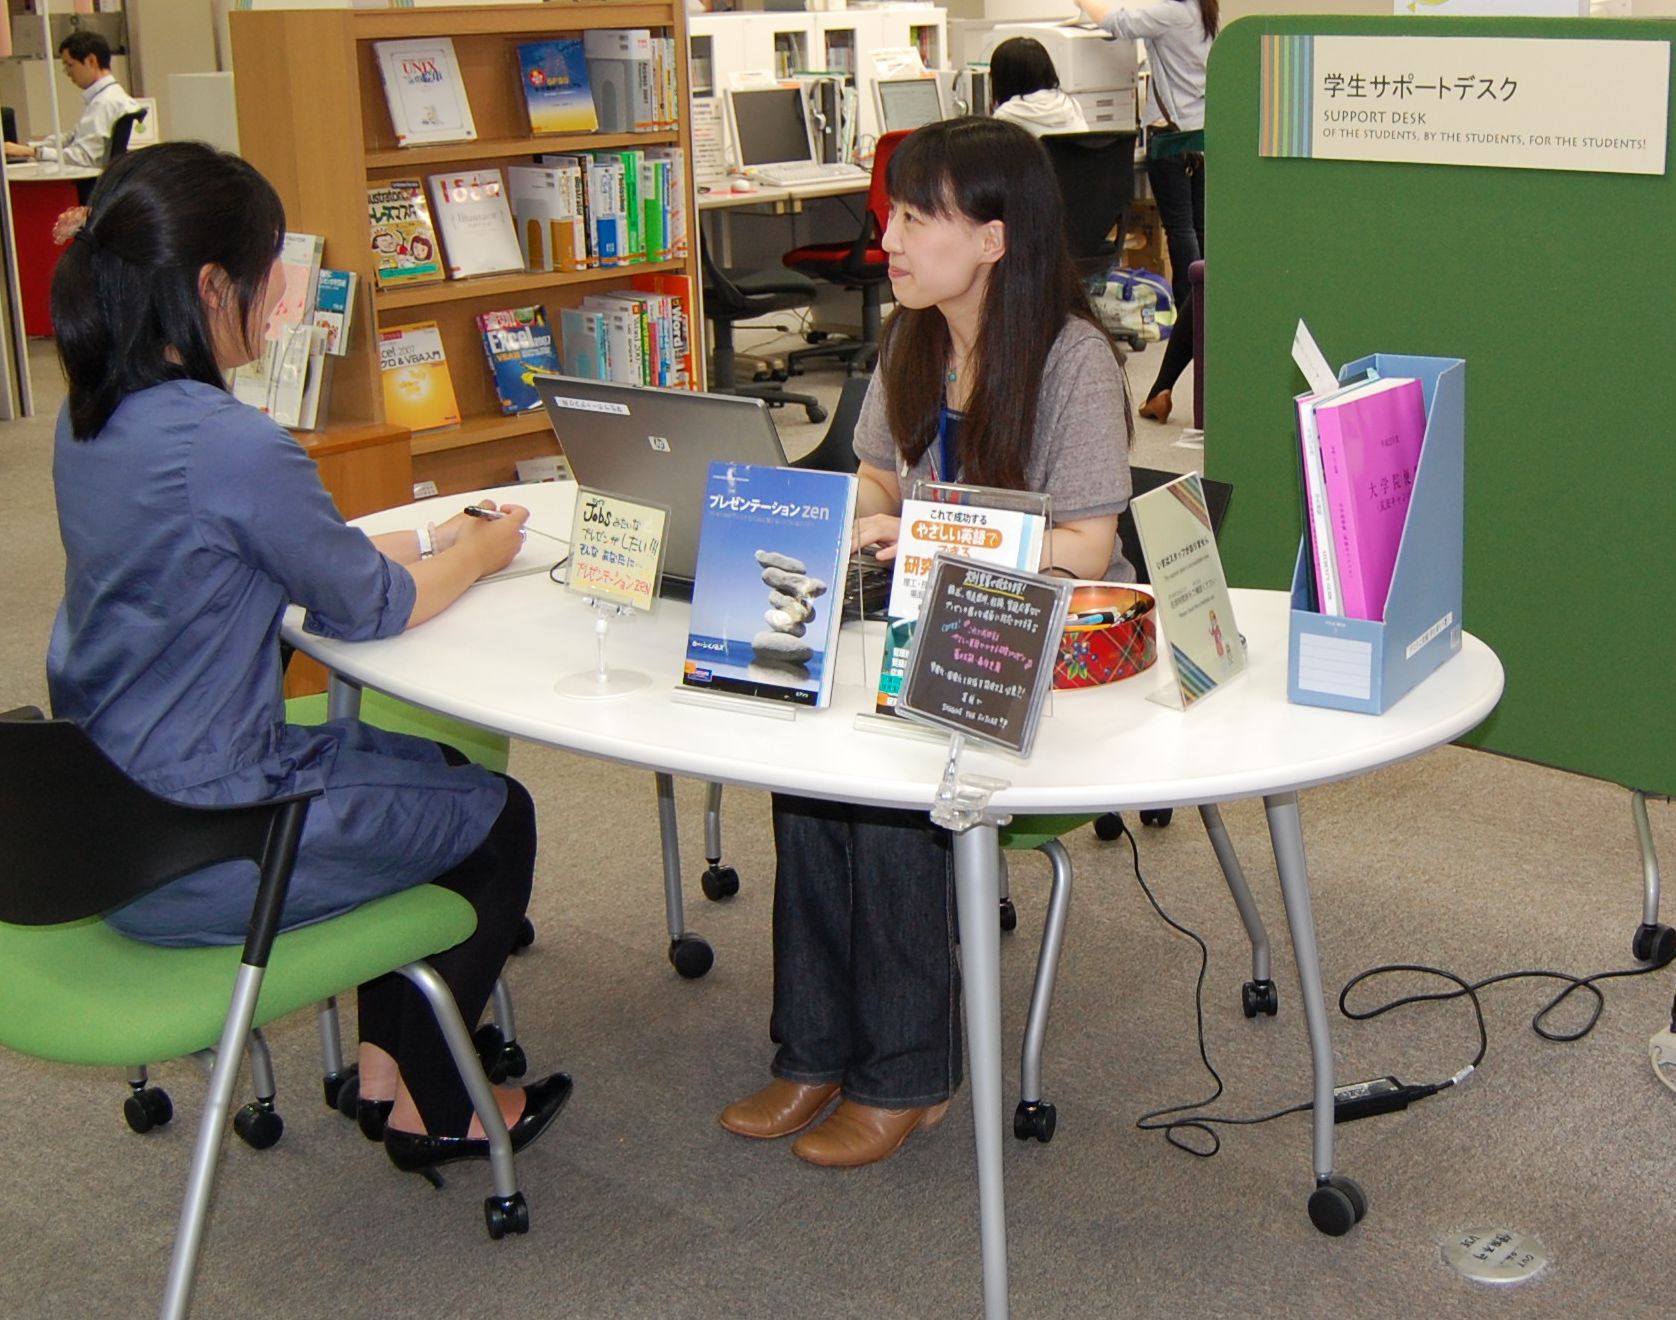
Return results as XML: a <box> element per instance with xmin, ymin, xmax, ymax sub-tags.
<box><xmin>1288</xmin><ymin>353</ymin><xmax>1465</xmax><ymax>715</ymax></box>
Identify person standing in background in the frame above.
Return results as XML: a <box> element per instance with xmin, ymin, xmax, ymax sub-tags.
<box><xmin>5</xmin><ymin>32</ymin><xmax>142</xmax><ymax>171</ymax></box>
<box><xmin>1077</xmin><ymin>0</ymin><xmax>1217</xmax><ymax>424</ymax></box>
<box><xmin>989</xmin><ymin>37</ymin><xmax>1089</xmax><ymax>137</ymax></box>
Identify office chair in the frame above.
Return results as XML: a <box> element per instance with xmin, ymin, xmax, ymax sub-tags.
<box><xmin>790</xmin><ymin>373</ymin><xmax>868</xmax><ymax>474</ymax></box>
<box><xmin>1038</xmin><ymin>130</ymin><xmax>1138</xmax><ymax>281</ymax></box>
<box><xmin>701</xmin><ymin>243</ymin><xmax>827</xmax><ymax>424</ymax></box>
<box><xmin>76</xmin><ymin>107</ymin><xmax>149</xmax><ymax>205</ymax></box>
<box><xmin>0</xmin><ymin>711</ymin><xmax>535</xmax><ymax>1320</ymax></box>
<box><xmin>2</xmin><ymin>105</ymin><xmax>17</xmax><ymax>145</ymax></box>
<box><xmin>781</xmin><ymin>130</ymin><xmax>910</xmax><ymax>377</ymax></box>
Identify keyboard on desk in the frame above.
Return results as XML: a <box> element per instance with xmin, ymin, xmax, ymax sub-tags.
<box><xmin>753</xmin><ymin>162</ymin><xmax>869</xmax><ymax>188</ymax></box>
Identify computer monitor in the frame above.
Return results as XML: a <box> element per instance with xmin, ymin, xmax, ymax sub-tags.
<box><xmin>874</xmin><ymin>77</ymin><xmax>947</xmax><ymax>136</ymax></box>
<box><xmin>725</xmin><ymin>84</ymin><xmax>818</xmax><ymax>172</ymax></box>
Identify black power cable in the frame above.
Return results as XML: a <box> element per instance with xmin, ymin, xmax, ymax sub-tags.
<box><xmin>1112</xmin><ymin>816</ymin><xmax>1672</xmax><ymax>1157</ymax></box>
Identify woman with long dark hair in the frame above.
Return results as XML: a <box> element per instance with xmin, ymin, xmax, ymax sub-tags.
<box><xmin>720</xmin><ymin>118</ymin><xmax>1133</xmax><ymax>1169</ymax></box>
<box><xmin>1078</xmin><ymin>0</ymin><xmax>1219</xmax><ymax>424</ymax></box>
<box><xmin>47</xmin><ymin>142</ymin><xmax>570</xmax><ymax>1174</ymax></box>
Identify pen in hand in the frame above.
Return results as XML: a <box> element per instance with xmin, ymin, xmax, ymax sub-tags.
<box><xmin>461</xmin><ymin>505</ymin><xmax>567</xmax><ymax>543</ymax></box>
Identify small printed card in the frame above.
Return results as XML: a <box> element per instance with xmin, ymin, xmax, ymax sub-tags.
<box><xmin>565</xmin><ymin>487</ymin><xmax>669</xmax><ymax>611</ymax></box>
<box><xmin>896</xmin><ymin>555</ymin><xmax>1072</xmax><ymax>758</ymax></box>
<box><xmin>1129</xmin><ymin>471</ymin><xmax>1246</xmax><ymax>709</ymax></box>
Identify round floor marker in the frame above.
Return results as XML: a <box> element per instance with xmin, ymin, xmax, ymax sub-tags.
<box><xmin>1442</xmin><ymin>1227</ymin><xmax>1549</xmax><ymax>1285</ymax></box>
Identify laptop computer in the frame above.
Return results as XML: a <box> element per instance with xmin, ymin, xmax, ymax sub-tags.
<box><xmin>533</xmin><ymin>375</ymin><xmax>789</xmax><ymax>597</ymax></box>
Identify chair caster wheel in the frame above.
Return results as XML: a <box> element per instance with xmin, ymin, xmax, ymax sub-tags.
<box><xmin>123</xmin><ymin>1086</ymin><xmax>173</xmax><ymax>1134</ymax></box>
<box><xmin>805</xmin><ymin>330</ymin><xmax>830</xmax><ymax>343</ymax></box>
<box><xmin>805</xmin><ymin>404</ymin><xmax>827</xmax><ymax>425</ymax></box>
<box><xmin>1307</xmin><ymin>1175</ymin><xmax>1367</xmax><ymax>1236</ymax></box>
<box><xmin>701</xmin><ymin>864</ymin><xmax>740</xmax><ymax>901</ymax></box>
<box><xmin>1139</xmin><ymin>808</ymin><xmax>1173</xmax><ymax>827</ymax></box>
<box><xmin>332</xmin><ymin>1068</ymin><xmax>361</xmax><ymax>1119</ymax></box>
<box><xmin>485</xmin><ymin>1191</ymin><xmax>530</xmax><ymax>1240</ymax></box>
<box><xmin>1013</xmin><ymin>1100</ymin><xmax>1056</xmax><ymax>1143</ymax></box>
<box><xmin>669</xmin><ymin>934</ymin><xmax>715</xmax><ymax>979</ymax></box>
<box><xmin>1241</xmin><ymin>979</ymin><xmax>1279</xmax><ymax>1018</ymax></box>
<box><xmin>233</xmin><ymin>1100</ymin><xmax>283</xmax><ymax>1150</ymax></box>
<box><xmin>999</xmin><ymin>897</ymin><xmax>1017</xmax><ymax>932</ymax></box>
<box><xmin>512</xmin><ymin>917</ymin><xmax>536</xmax><ymax>954</ymax></box>
<box><xmin>1632</xmin><ymin>922</ymin><xmax>1676</xmax><ymax>967</ymax></box>
<box><xmin>1093</xmin><ymin>812</ymin><xmax>1126</xmax><ymax>842</ymax></box>
<box><xmin>323</xmin><ymin>1063</ymin><xmax>360</xmax><ymax>1113</ymax></box>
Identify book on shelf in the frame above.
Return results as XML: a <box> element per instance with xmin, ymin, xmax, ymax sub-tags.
<box><xmin>229</xmin><ymin>323</ymin><xmax>331</xmax><ymax>432</ymax></box>
<box><xmin>427</xmin><ymin>169</ymin><xmax>525</xmax><ymax>280</ymax></box>
<box><xmin>580</xmin><ymin>294</ymin><xmax>644</xmax><ymax>385</ymax></box>
<box><xmin>313</xmin><ymin>269</ymin><xmax>357</xmax><ymax>358</ymax></box>
<box><xmin>873</xmin><ymin>491</ymin><xmax>1047</xmax><ymax>714</ymax></box>
<box><xmin>536</xmin><ymin>148</ymin><xmax>690</xmax><ymax>270</ymax></box>
<box><xmin>476</xmin><ymin>305</ymin><xmax>561</xmax><ymax>415</ymax></box>
<box><xmin>584</xmin><ymin>28</ymin><xmax>658</xmax><ymax>134</ymax></box>
<box><xmin>630</xmin><ymin>272</ymin><xmax>695</xmax><ymax>388</ymax></box>
<box><xmin>516</xmin><ymin>37</ymin><xmax>598</xmax><ymax>135</ymax></box>
<box><xmin>1307</xmin><ymin>375</ymin><xmax>1427</xmax><ymax>622</ymax></box>
<box><xmin>264</xmin><ymin>231</ymin><xmax>323</xmax><ymax>346</ymax></box>
<box><xmin>372</xmin><ymin>37</ymin><xmax>477</xmax><ymax>148</ymax></box>
<box><xmin>682</xmin><ymin>463</ymin><xmax>859</xmax><ymax>709</ymax></box>
<box><xmin>506</xmin><ymin>164</ymin><xmax>588</xmax><ymax>273</ymax></box>
<box><xmin>378</xmin><ymin>320</ymin><xmax>461</xmax><ymax>434</ymax></box>
<box><xmin>367</xmin><ymin>180</ymin><xmax>443</xmax><ymax>289</ymax></box>
<box><xmin>558</xmin><ymin>306</ymin><xmax>607</xmax><ymax>381</ymax></box>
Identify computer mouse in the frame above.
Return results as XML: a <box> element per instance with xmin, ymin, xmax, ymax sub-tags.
<box><xmin>730</xmin><ymin>176</ymin><xmax>757</xmax><ymax>194</ymax></box>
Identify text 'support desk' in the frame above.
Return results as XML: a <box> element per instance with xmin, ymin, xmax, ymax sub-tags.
<box><xmin>283</xmin><ymin>485</ymin><xmax>1504</xmax><ymax>1320</ymax></box>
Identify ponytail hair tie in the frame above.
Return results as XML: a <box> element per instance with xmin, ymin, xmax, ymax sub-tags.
<box><xmin>52</xmin><ymin>205</ymin><xmax>93</xmax><ymax>248</ymax></box>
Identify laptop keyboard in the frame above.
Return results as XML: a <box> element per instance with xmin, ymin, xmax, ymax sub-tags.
<box><xmin>755</xmin><ymin>161</ymin><xmax>868</xmax><ymax>187</ymax></box>
<box><xmin>838</xmin><ymin>558</ymin><xmax>894</xmax><ymax>622</ymax></box>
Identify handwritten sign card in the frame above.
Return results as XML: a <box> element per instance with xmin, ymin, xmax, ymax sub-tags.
<box><xmin>565</xmin><ymin>486</ymin><xmax>669</xmax><ymax>611</ymax></box>
<box><xmin>897</xmin><ymin>555</ymin><xmax>1072</xmax><ymax>757</ymax></box>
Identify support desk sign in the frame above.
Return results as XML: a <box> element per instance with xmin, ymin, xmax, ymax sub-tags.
<box><xmin>1259</xmin><ymin>35</ymin><xmax>1669</xmax><ymax>175</ymax></box>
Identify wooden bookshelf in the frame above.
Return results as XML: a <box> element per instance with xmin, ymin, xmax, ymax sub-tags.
<box><xmin>231</xmin><ymin>3</ymin><xmax>700</xmax><ymax>495</ymax></box>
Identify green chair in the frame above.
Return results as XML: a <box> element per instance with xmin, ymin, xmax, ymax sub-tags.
<box><xmin>0</xmin><ymin>712</ymin><xmax>533</xmax><ymax>1319</ymax></box>
<box><xmin>284</xmin><ymin>691</ymin><xmax>528</xmax><ymax>1111</ymax></box>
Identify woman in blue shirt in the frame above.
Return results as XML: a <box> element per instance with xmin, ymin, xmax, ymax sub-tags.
<box><xmin>48</xmin><ymin>142</ymin><xmax>569</xmax><ymax>1173</ymax></box>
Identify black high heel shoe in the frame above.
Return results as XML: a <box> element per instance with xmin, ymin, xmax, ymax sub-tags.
<box><xmin>356</xmin><ymin>1098</ymin><xmax>393</xmax><ymax>1142</ymax></box>
<box><xmin>383</xmin><ymin>1072</ymin><xmax>573</xmax><ymax>1174</ymax></box>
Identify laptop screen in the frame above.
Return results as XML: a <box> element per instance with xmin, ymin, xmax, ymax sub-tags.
<box><xmin>876</xmin><ymin>78</ymin><xmax>945</xmax><ymax>135</ymax></box>
<box><xmin>727</xmin><ymin>85</ymin><xmax>818</xmax><ymax>170</ymax></box>
<box><xmin>533</xmin><ymin>376</ymin><xmax>789</xmax><ymax>588</ymax></box>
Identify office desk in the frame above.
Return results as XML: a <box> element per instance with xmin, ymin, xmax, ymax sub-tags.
<box><xmin>5</xmin><ymin>161</ymin><xmax>99</xmax><ymax>337</ymax></box>
<box><xmin>697</xmin><ymin>174</ymin><xmax>869</xmax><ymax>265</ymax></box>
<box><xmin>283</xmin><ymin>484</ymin><xmax>1504</xmax><ymax>1319</ymax></box>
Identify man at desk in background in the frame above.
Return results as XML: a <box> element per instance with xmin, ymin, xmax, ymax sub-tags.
<box><xmin>4</xmin><ymin>32</ymin><xmax>140</xmax><ymax>171</ymax></box>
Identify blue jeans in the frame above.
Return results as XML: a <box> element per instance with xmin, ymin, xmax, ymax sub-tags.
<box><xmin>1146</xmin><ymin>152</ymin><xmax>1206</xmax><ymax>401</ymax></box>
<box><xmin>769</xmin><ymin>794</ymin><xmax>962</xmax><ymax>1108</ymax></box>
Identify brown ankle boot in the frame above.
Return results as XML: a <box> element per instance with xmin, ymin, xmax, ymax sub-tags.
<box><xmin>719</xmin><ymin>1079</ymin><xmax>841</xmax><ymax>1140</ymax></box>
<box><xmin>791</xmin><ymin>1098</ymin><xmax>951</xmax><ymax>1168</ymax></box>
<box><xmin>1138</xmin><ymin>389</ymin><xmax>1173</xmax><ymax>423</ymax></box>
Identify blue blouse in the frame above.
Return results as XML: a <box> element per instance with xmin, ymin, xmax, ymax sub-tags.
<box><xmin>49</xmin><ymin>381</ymin><xmax>506</xmax><ymax>946</ymax></box>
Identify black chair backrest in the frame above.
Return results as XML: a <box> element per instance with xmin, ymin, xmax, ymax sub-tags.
<box><xmin>791</xmin><ymin>376</ymin><xmax>868</xmax><ymax>474</ymax></box>
<box><xmin>0</xmin><ymin>712</ymin><xmax>314</xmax><ymax>929</ymax></box>
<box><xmin>1117</xmin><ymin>466</ymin><xmax>1234</xmax><ymax>587</ymax></box>
<box><xmin>700</xmin><ymin>243</ymin><xmax>754</xmax><ymax>323</ymax></box>
<box><xmin>1039</xmin><ymin>131</ymin><xmax>1137</xmax><ymax>264</ymax></box>
<box><xmin>2</xmin><ymin>106</ymin><xmax>17</xmax><ymax>146</ymax></box>
<box><xmin>108</xmin><ymin>107</ymin><xmax>146</xmax><ymax>162</ymax></box>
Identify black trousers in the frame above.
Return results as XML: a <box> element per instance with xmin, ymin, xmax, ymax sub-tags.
<box><xmin>1146</xmin><ymin>152</ymin><xmax>1206</xmax><ymax>403</ymax></box>
<box><xmin>356</xmin><ymin>756</ymin><xmax>536</xmax><ymax>1136</ymax></box>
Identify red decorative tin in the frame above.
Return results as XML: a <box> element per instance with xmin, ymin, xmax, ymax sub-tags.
<box><xmin>1053</xmin><ymin>583</ymin><xmax>1157</xmax><ymax>690</ymax></box>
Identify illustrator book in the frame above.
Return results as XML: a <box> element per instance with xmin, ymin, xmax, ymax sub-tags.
<box><xmin>367</xmin><ymin>181</ymin><xmax>443</xmax><ymax>289</ymax></box>
<box><xmin>682</xmin><ymin>464</ymin><xmax>858</xmax><ymax>708</ymax></box>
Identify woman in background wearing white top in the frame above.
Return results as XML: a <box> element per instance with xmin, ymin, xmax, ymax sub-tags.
<box><xmin>1078</xmin><ymin>0</ymin><xmax>1218</xmax><ymax>424</ymax></box>
<box><xmin>989</xmin><ymin>37</ymin><xmax>1089</xmax><ymax>137</ymax></box>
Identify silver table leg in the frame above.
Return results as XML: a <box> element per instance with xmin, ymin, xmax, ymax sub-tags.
<box><xmin>951</xmin><ymin>821</ymin><xmax>1011</xmax><ymax>1320</ymax></box>
<box><xmin>1262</xmin><ymin>791</ymin><xmax>1335</xmax><ymax>1182</ymax></box>
<box><xmin>325</xmin><ymin>672</ymin><xmax>363</xmax><ymax>722</ymax></box>
<box><xmin>1199</xmin><ymin>802</ymin><xmax>1272</xmax><ymax>986</ymax></box>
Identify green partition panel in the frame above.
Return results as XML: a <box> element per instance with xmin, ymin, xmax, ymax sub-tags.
<box><xmin>1206</xmin><ymin>14</ymin><xmax>1674</xmax><ymax>794</ymax></box>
